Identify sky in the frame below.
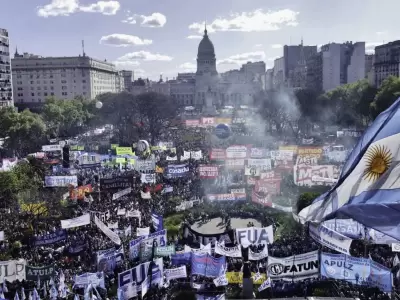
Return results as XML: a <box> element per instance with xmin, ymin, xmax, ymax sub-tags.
<box><xmin>1</xmin><ymin>0</ymin><xmax>399</xmax><ymax>80</ymax></box>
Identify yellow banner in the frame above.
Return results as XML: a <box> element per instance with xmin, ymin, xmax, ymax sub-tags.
<box><xmin>297</xmin><ymin>147</ymin><xmax>323</xmax><ymax>158</ymax></box>
<box><xmin>111</xmin><ymin>144</ymin><xmax>119</xmax><ymax>150</ymax></box>
<box><xmin>225</xmin><ymin>272</ymin><xmax>266</xmax><ymax>285</ymax></box>
<box><xmin>70</xmin><ymin>145</ymin><xmax>84</xmax><ymax>151</ymax></box>
<box><xmin>156</xmin><ymin>166</ymin><xmax>164</xmax><ymax>173</ymax></box>
<box><xmin>215</xmin><ymin>118</ymin><xmax>232</xmax><ymax>124</ymax></box>
<box><xmin>20</xmin><ymin>203</ymin><xmax>48</xmax><ymax>216</ymax></box>
<box><xmin>116</xmin><ymin>147</ymin><xmax>133</xmax><ymax>155</ymax></box>
<box><xmin>279</xmin><ymin>145</ymin><xmax>298</xmax><ymax>152</ymax></box>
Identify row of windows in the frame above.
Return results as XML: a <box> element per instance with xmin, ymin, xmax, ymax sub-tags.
<box><xmin>17</xmin><ymin>85</ymin><xmax>87</xmax><ymax>91</ymax></box>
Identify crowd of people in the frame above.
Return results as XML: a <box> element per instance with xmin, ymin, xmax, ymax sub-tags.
<box><xmin>0</xmin><ymin>113</ymin><xmax>397</xmax><ymax>300</ymax></box>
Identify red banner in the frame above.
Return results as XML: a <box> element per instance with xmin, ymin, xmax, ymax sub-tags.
<box><xmin>260</xmin><ymin>171</ymin><xmax>282</xmax><ymax>182</ymax></box>
<box><xmin>251</xmin><ymin>190</ymin><xmax>272</xmax><ymax>207</ymax></box>
<box><xmin>199</xmin><ymin>165</ymin><xmax>219</xmax><ymax>178</ymax></box>
<box><xmin>70</xmin><ymin>184</ymin><xmax>93</xmax><ymax>200</ymax></box>
<box><xmin>210</xmin><ymin>148</ymin><xmax>226</xmax><ymax>160</ymax></box>
<box><xmin>185</xmin><ymin>119</ymin><xmax>200</xmax><ymax>127</ymax></box>
<box><xmin>201</xmin><ymin>117</ymin><xmax>215</xmax><ymax>126</ymax></box>
<box><xmin>255</xmin><ymin>179</ymin><xmax>281</xmax><ymax>195</ymax></box>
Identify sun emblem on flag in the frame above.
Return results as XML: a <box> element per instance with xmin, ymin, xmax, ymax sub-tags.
<box><xmin>363</xmin><ymin>144</ymin><xmax>392</xmax><ymax>182</ymax></box>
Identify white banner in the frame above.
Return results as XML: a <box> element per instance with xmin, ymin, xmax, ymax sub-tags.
<box><xmin>0</xmin><ymin>231</ymin><xmax>4</xmax><ymax>241</ymax></box>
<box><xmin>226</xmin><ymin>145</ymin><xmax>248</xmax><ymax>159</ymax></box>
<box><xmin>248</xmin><ymin>247</ymin><xmax>268</xmax><ymax>260</ymax></box>
<box><xmin>213</xmin><ymin>274</ymin><xmax>228</xmax><ymax>287</ymax></box>
<box><xmin>94</xmin><ymin>216</ymin><xmax>121</xmax><ymax>245</ymax></box>
<box><xmin>214</xmin><ymin>242</ymin><xmax>242</xmax><ymax>258</ymax></box>
<box><xmin>42</xmin><ymin>144</ymin><xmax>62</xmax><ymax>152</ymax></box>
<box><xmin>293</xmin><ymin>165</ymin><xmax>340</xmax><ymax>186</ymax></box>
<box><xmin>244</xmin><ymin>166</ymin><xmax>261</xmax><ymax>176</ymax></box>
<box><xmin>61</xmin><ymin>213</ymin><xmax>90</xmax><ymax>229</ymax></box>
<box><xmin>309</xmin><ymin>223</ymin><xmax>352</xmax><ymax>255</ymax></box>
<box><xmin>247</xmin><ymin>159</ymin><xmax>271</xmax><ymax>171</ymax></box>
<box><xmin>164</xmin><ymin>266</ymin><xmax>187</xmax><ymax>281</ymax></box>
<box><xmin>235</xmin><ymin>226</ymin><xmax>274</xmax><ymax>247</ymax></box>
<box><xmin>230</xmin><ymin>188</ymin><xmax>245</xmax><ymax>194</ymax></box>
<box><xmin>137</xmin><ymin>227</ymin><xmax>150</xmax><ymax>236</ymax></box>
<box><xmin>126</xmin><ymin>209</ymin><xmax>141</xmax><ymax>219</ymax></box>
<box><xmin>119</xmin><ymin>283</ymin><xmax>137</xmax><ymax>300</ymax></box>
<box><xmin>392</xmin><ymin>243</ymin><xmax>400</xmax><ymax>252</ymax></box>
<box><xmin>140</xmin><ymin>191</ymin><xmax>151</xmax><ymax>199</ymax></box>
<box><xmin>267</xmin><ymin>250</ymin><xmax>319</xmax><ymax>281</ymax></box>
<box><xmin>112</xmin><ymin>187</ymin><xmax>132</xmax><ymax>200</ymax></box>
<box><xmin>0</xmin><ymin>260</ymin><xmax>26</xmax><ymax>282</ymax></box>
<box><xmin>296</xmin><ymin>155</ymin><xmax>318</xmax><ymax>166</ymax></box>
<box><xmin>184</xmin><ymin>243</ymin><xmax>211</xmax><ymax>255</ymax></box>
<box><xmin>141</xmin><ymin>173</ymin><xmax>155</xmax><ymax>184</ymax></box>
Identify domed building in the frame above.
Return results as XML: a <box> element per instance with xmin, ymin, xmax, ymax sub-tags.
<box><xmin>168</xmin><ymin>24</ymin><xmax>263</xmax><ymax>112</ymax></box>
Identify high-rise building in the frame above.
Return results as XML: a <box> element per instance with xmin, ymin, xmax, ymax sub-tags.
<box><xmin>119</xmin><ymin>70</ymin><xmax>133</xmax><ymax>92</ymax></box>
<box><xmin>12</xmin><ymin>53</ymin><xmax>122</xmax><ymax>110</ymax></box>
<box><xmin>318</xmin><ymin>42</ymin><xmax>365</xmax><ymax>91</ymax></box>
<box><xmin>0</xmin><ymin>28</ymin><xmax>13</xmax><ymax>107</ymax></box>
<box><xmin>283</xmin><ymin>44</ymin><xmax>318</xmax><ymax>79</ymax></box>
<box><xmin>273</xmin><ymin>57</ymin><xmax>285</xmax><ymax>88</ymax></box>
<box><xmin>240</xmin><ymin>61</ymin><xmax>266</xmax><ymax>82</ymax></box>
<box><xmin>374</xmin><ymin>40</ymin><xmax>400</xmax><ymax>88</ymax></box>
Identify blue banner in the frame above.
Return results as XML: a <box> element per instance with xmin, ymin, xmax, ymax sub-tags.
<box><xmin>97</xmin><ymin>247</ymin><xmax>125</xmax><ymax>274</ymax></box>
<box><xmin>67</xmin><ymin>240</ymin><xmax>87</xmax><ymax>255</ymax></box>
<box><xmin>151</xmin><ymin>212</ymin><xmax>164</xmax><ymax>232</ymax></box>
<box><xmin>129</xmin><ymin>236</ymin><xmax>145</xmax><ymax>260</ymax></box>
<box><xmin>191</xmin><ymin>253</ymin><xmax>226</xmax><ymax>278</ymax></box>
<box><xmin>143</xmin><ymin>229</ymin><xmax>167</xmax><ymax>247</ymax></box>
<box><xmin>166</xmin><ymin>164</ymin><xmax>190</xmax><ymax>178</ymax></box>
<box><xmin>196</xmin><ymin>294</ymin><xmax>225</xmax><ymax>300</ymax></box>
<box><xmin>321</xmin><ymin>252</ymin><xmax>392</xmax><ymax>292</ymax></box>
<box><xmin>118</xmin><ymin>258</ymin><xmax>164</xmax><ymax>290</ymax></box>
<box><xmin>171</xmin><ymin>253</ymin><xmax>192</xmax><ymax>266</ymax></box>
<box><xmin>34</xmin><ymin>229</ymin><xmax>67</xmax><ymax>246</ymax></box>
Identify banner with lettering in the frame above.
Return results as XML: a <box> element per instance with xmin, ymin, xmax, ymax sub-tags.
<box><xmin>210</xmin><ymin>149</ymin><xmax>225</xmax><ymax>160</ymax></box>
<box><xmin>61</xmin><ymin>213</ymin><xmax>90</xmax><ymax>229</ymax></box>
<box><xmin>45</xmin><ymin>176</ymin><xmax>77</xmax><ymax>187</ymax></box>
<box><xmin>235</xmin><ymin>226</ymin><xmax>273</xmax><ymax>247</ymax></box>
<box><xmin>199</xmin><ymin>165</ymin><xmax>219</xmax><ymax>178</ymax></box>
<box><xmin>0</xmin><ymin>260</ymin><xmax>26</xmax><ymax>282</ymax></box>
<box><xmin>69</xmin><ymin>184</ymin><xmax>93</xmax><ymax>200</ymax></box>
<box><xmin>267</xmin><ymin>251</ymin><xmax>319</xmax><ymax>281</ymax></box>
<box><xmin>320</xmin><ymin>252</ymin><xmax>392</xmax><ymax>292</ymax></box>
<box><xmin>226</xmin><ymin>145</ymin><xmax>248</xmax><ymax>159</ymax></box>
<box><xmin>166</xmin><ymin>164</ymin><xmax>190</xmax><ymax>178</ymax></box>
<box><xmin>164</xmin><ymin>266</ymin><xmax>187</xmax><ymax>281</ymax></box>
<box><xmin>297</xmin><ymin>147</ymin><xmax>323</xmax><ymax>158</ymax></box>
<box><xmin>117</xmin><ymin>258</ymin><xmax>163</xmax><ymax>290</ymax></box>
<box><xmin>293</xmin><ymin>165</ymin><xmax>340</xmax><ymax>186</ymax></box>
<box><xmin>115</xmin><ymin>147</ymin><xmax>134</xmax><ymax>156</ymax></box>
<box><xmin>100</xmin><ymin>176</ymin><xmax>133</xmax><ymax>190</ymax></box>
<box><xmin>214</xmin><ymin>242</ymin><xmax>241</xmax><ymax>258</ymax></box>
<box><xmin>33</xmin><ymin>229</ymin><xmax>67</xmax><ymax>246</ymax></box>
<box><xmin>191</xmin><ymin>253</ymin><xmax>226</xmax><ymax>278</ymax></box>
<box><xmin>226</xmin><ymin>272</ymin><xmax>266</xmax><ymax>284</ymax></box>
<box><xmin>207</xmin><ymin>193</ymin><xmax>246</xmax><ymax>201</ymax></box>
<box><xmin>25</xmin><ymin>265</ymin><xmax>55</xmax><ymax>281</ymax></box>
<box><xmin>74</xmin><ymin>272</ymin><xmax>105</xmax><ymax>289</ymax></box>
<box><xmin>309</xmin><ymin>223</ymin><xmax>353</xmax><ymax>255</ymax></box>
<box><xmin>183</xmin><ymin>224</ymin><xmax>233</xmax><ymax>245</ymax></box>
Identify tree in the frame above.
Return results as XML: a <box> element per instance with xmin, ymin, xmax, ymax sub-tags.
<box><xmin>41</xmin><ymin>97</ymin><xmax>94</xmax><ymax>138</ymax></box>
<box><xmin>3</xmin><ymin>109</ymin><xmax>47</xmax><ymax>157</ymax></box>
<box><xmin>296</xmin><ymin>192</ymin><xmax>322</xmax><ymax>214</ymax></box>
<box><xmin>135</xmin><ymin>92</ymin><xmax>180</xmax><ymax>144</ymax></box>
<box><xmin>371</xmin><ymin>76</ymin><xmax>400</xmax><ymax>118</ymax></box>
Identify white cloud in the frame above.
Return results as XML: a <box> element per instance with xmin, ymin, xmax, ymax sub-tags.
<box><xmin>376</xmin><ymin>31</ymin><xmax>387</xmax><ymax>36</ymax></box>
<box><xmin>189</xmin><ymin>9</ymin><xmax>298</xmax><ymax>34</ymax></box>
<box><xmin>179</xmin><ymin>62</ymin><xmax>196</xmax><ymax>72</ymax></box>
<box><xmin>187</xmin><ymin>35</ymin><xmax>203</xmax><ymax>40</ymax></box>
<box><xmin>122</xmin><ymin>12</ymin><xmax>167</xmax><ymax>28</ymax></box>
<box><xmin>99</xmin><ymin>34</ymin><xmax>152</xmax><ymax>47</ymax></box>
<box><xmin>79</xmin><ymin>0</ymin><xmax>120</xmax><ymax>15</ymax></box>
<box><xmin>218</xmin><ymin>51</ymin><xmax>266</xmax><ymax>65</ymax></box>
<box><xmin>366</xmin><ymin>42</ymin><xmax>382</xmax><ymax>54</ymax></box>
<box><xmin>114</xmin><ymin>60</ymin><xmax>141</xmax><ymax>70</ymax></box>
<box><xmin>117</xmin><ymin>51</ymin><xmax>173</xmax><ymax>62</ymax></box>
<box><xmin>271</xmin><ymin>44</ymin><xmax>283</xmax><ymax>49</ymax></box>
<box><xmin>37</xmin><ymin>0</ymin><xmax>120</xmax><ymax>17</ymax></box>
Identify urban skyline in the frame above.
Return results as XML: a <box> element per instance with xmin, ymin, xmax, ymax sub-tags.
<box><xmin>1</xmin><ymin>0</ymin><xmax>398</xmax><ymax>80</ymax></box>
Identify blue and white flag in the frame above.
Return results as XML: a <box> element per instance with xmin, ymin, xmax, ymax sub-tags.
<box><xmin>2</xmin><ymin>279</ymin><xmax>8</xmax><ymax>293</ymax></box>
<box><xmin>151</xmin><ymin>212</ymin><xmax>164</xmax><ymax>232</ymax></box>
<box><xmin>14</xmin><ymin>291</ymin><xmax>20</xmax><ymax>300</ymax></box>
<box><xmin>299</xmin><ymin>97</ymin><xmax>400</xmax><ymax>241</ymax></box>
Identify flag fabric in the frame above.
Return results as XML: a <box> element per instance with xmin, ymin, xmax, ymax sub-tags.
<box><xmin>394</xmin><ymin>254</ymin><xmax>400</xmax><ymax>267</ymax></box>
<box><xmin>21</xmin><ymin>288</ymin><xmax>26</xmax><ymax>300</ymax></box>
<box><xmin>32</xmin><ymin>288</ymin><xmax>40</xmax><ymax>300</ymax></box>
<box><xmin>2</xmin><ymin>279</ymin><xmax>8</xmax><ymax>293</ymax></box>
<box><xmin>14</xmin><ymin>291</ymin><xmax>20</xmax><ymax>300</ymax></box>
<box><xmin>298</xmin><ymin>97</ymin><xmax>400</xmax><ymax>241</ymax></box>
<box><xmin>36</xmin><ymin>275</ymin><xmax>41</xmax><ymax>290</ymax></box>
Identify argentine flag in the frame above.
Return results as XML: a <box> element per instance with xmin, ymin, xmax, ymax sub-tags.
<box><xmin>299</xmin><ymin>97</ymin><xmax>400</xmax><ymax>241</ymax></box>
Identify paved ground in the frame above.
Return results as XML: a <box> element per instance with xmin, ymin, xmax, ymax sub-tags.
<box><xmin>191</xmin><ymin>217</ymin><xmax>261</xmax><ymax>234</ymax></box>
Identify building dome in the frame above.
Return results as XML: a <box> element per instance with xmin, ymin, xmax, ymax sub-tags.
<box><xmin>197</xmin><ymin>28</ymin><xmax>215</xmax><ymax>59</ymax></box>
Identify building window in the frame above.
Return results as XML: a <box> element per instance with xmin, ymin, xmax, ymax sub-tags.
<box><xmin>62</xmin><ymin>92</ymin><xmax>67</xmax><ymax>96</ymax></box>
<box><xmin>62</xmin><ymin>86</ymin><xmax>67</xmax><ymax>90</ymax></box>
<box><xmin>30</xmin><ymin>81</ymin><xmax>34</xmax><ymax>84</ymax></box>
<box><xmin>31</xmin><ymin>93</ymin><xmax>34</xmax><ymax>96</ymax></box>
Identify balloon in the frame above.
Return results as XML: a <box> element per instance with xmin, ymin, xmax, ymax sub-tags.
<box><xmin>95</xmin><ymin>101</ymin><xmax>103</xmax><ymax>109</ymax></box>
<box><xmin>214</xmin><ymin>123</ymin><xmax>231</xmax><ymax>139</ymax></box>
<box><xmin>137</xmin><ymin>140</ymin><xmax>149</xmax><ymax>153</ymax></box>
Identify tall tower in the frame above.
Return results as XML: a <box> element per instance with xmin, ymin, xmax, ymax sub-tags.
<box><xmin>196</xmin><ymin>24</ymin><xmax>217</xmax><ymax>76</ymax></box>
<box><xmin>0</xmin><ymin>28</ymin><xmax>13</xmax><ymax>107</ymax></box>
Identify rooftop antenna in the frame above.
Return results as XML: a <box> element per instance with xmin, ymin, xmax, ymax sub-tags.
<box><xmin>82</xmin><ymin>40</ymin><xmax>86</xmax><ymax>57</ymax></box>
